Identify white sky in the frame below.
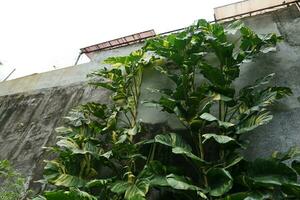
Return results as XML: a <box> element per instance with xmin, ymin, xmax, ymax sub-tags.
<box><xmin>0</xmin><ymin>0</ymin><xmax>240</xmax><ymax>80</ymax></box>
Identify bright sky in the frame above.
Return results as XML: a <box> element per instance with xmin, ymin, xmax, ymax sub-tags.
<box><xmin>0</xmin><ymin>0</ymin><xmax>240</xmax><ymax>80</ymax></box>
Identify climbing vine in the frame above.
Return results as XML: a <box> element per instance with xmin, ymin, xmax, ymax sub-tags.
<box><xmin>33</xmin><ymin>20</ymin><xmax>300</xmax><ymax>200</ymax></box>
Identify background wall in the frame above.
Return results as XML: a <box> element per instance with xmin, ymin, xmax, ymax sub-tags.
<box><xmin>0</xmin><ymin>5</ymin><xmax>299</xmax><ymax>190</ymax></box>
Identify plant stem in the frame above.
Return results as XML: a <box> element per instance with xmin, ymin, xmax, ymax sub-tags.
<box><xmin>198</xmin><ymin>131</ymin><xmax>208</xmax><ymax>188</ymax></box>
<box><xmin>219</xmin><ymin>101</ymin><xmax>226</xmax><ymax>121</ymax></box>
<box><xmin>147</xmin><ymin>143</ymin><xmax>157</xmax><ymax>164</ymax></box>
<box><xmin>198</xmin><ymin>133</ymin><xmax>205</xmax><ymax>160</ymax></box>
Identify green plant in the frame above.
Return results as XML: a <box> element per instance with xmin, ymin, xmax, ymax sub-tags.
<box><xmin>0</xmin><ymin>160</ymin><xmax>26</xmax><ymax>200</ymax></box>
<box><xmin>34</xmin><ymin>19</ymin><xmax>300</xmax><ymax>199</ymax></box>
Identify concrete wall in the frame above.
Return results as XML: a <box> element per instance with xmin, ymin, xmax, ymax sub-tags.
<box><xmin>0</xmin><ymin>5</ymin><xmax>299</xmax><ymax>190</ymax></box>
<box><xmin>214</xmin><ymin>0</ymin><xmax>298</xmax><ymax>20</ymax></box>
<box><xmin>0</xmin><ymin>84</ymin><xmax>110</xmax><ymax>189</ymax></box>
<box><xmin>0</xmin><ymin>43</ymin><xmax>143</xmax><ymax>97</ymax></box>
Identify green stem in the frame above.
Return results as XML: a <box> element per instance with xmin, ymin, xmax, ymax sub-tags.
<box><xmin>219</xmin><ymin>101</ymin><xmax>225</xmax><ymax>121</ymax></box>
<box><xmin>147</xmin><ymin>143</ymin><xmax>157</xmax><ymax>164</ymax></box>
<box><xmin>198</xmin><ymin>133</ymin><xmax>205</xmax><ymax>160</ymax></box>
<box><xmin>198</xmin><ymin>131</ymin><xmax>208</xmax><ymax>188</ymax></box>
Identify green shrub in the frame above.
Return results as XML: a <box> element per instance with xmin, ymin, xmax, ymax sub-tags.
<box><xmin>34</xmin><ymin>20</ymin><xmax>299</xmax><ymax>199</ymax></box>
<box><xmin>0</xmin><ymin>160</ymin><xmax>26</xmax><ymax>200</ymax></box>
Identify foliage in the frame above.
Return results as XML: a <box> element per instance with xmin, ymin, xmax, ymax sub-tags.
<box><xmin>0</xmin><ymin>160</ymin><xmax>26</xmax><ymax>200</ymax></box>
<box><xmin>34</xmin><ymin>19</ymin><xmax>298</xmax><ymax>199</ymax></box>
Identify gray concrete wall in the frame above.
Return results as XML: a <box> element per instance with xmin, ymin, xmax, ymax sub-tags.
<box><xmin>0</xmin><ymin>84</ymin><xmax>110</xmax><ymax>189</ymax></box>
<box><xmin>0</xmin><ymin>43</ymin><xmax>143</xmax><ymax>97</ymax></box>
<box><xmin>0</xmin><ymin>5</ymin><xmax>299</xmax><ymax>190</ymax></box>
<box><xmin>237</xmin><ymin>5</ymin><xmax>300</xmax><ymax>158</ymax></box>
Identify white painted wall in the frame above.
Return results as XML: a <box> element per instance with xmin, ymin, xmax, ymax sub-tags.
<box><xmin>214</xmin><ymin>0</ymin><xmax>296</xmax><ymax>20</ymax></box>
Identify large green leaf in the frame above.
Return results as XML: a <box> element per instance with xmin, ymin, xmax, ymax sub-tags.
<box><xmin>199</xmin><ymin>63</ymin><xmax>226</xmax><ymax>86</ymax></box>
<box><xmin>155</xmin><ymin>133</ymin><xmax>191</xmax><ymax>151</ymax></box>
<box><xmin>237</xmin><ymin>111</ymin><xmax>273</xmax><ymax>134</ymax></box>
<box><xmin>44</xmin><ymin>189</ymin><xmax>97</xmax><ymax>200</ymax></box>
<box><xmin>222</xmin><ymin>192</ymin><xmax>249</xmax><ymax>200</ymax></box>
<box><xmin>272</xmin><ymin>146</ymin><xmax>300</xmax><ymax>161</ymax></box>
<box><xmin>124</xmin><ymin>180</ymin><xmax>149</xmax><ymax>200</ymax></box>
<box><xmin>225</xmin><ymin>20</ymin><xmax>244</xmax><ymax>35</ymax></box>
<box><xmin>110</xmin><ymin>181</ymin><xmax>131</xmax><ymax>194</ymax></box>
<box><xmin>292</xmin><ymin>160</ymin><xmax>300</xmax><ymax>175</ymax></box>
<box><xmin>154</xmin><ymin>133</ymin><xmax>206</xmax><ymax>164</ymax></box>
<box><xmin>139</xmin><ymin>161</ymin><xmax>169</xmax><ymax>187</ymax></box>
<box><xmin>51</xmin><ymin>174</ymin><xmax>86</xmax><ymax>188</ymax></box>
<box><xmin>207</xmin><ymin>168</ymin><xmax>233</xmax><ymax>197</ymax></box>
<box><xmin>86</xmin><ymin>178</ymin><xmax>112</xmax><ymax>188</ymax></box>
<box><xmin>56</xmin><ymin>137</ymin><xmax>101</xmax><ymax>159</ymax></box>
<box><xmin>247</xmin><ymin>159</ymin><xmax>297</xmax><ymax>187</ymax></box>
<box><xmin>166</xmin><ymin>174</ymin><xmax>207</xmax><ymax>198</ymax></box>
<box><xmin>225</xmin><ymin>154</ymin><xmax>244</xmax><ymax>169</ymax></box>
<box><xmin>200</xmin><ymin>113</ymin><xmax>235</xmax><ymax>128</ymax></box>
<box><xmin>110</xmin><ymin>179</ymin><xmax>149</xmax><ymax>200</ymax></box>
<box><xmin>202</xmin><ymin>134</ymin><xmax>243</xmax><ymax>150</ymax></box>
<box><xmin>282</xmin><ymin>182</ymin><xmax>300</xmax><ymax>197</ymax></box>
<box><xmin>166</xmin><ymin>174</ymin><xmax>199</xmax><ymax>190</ymax></box>
<box><xmin>202</xmin><ymin>134</ymin><xmax>235</xmax><ymax>144</ymax></box>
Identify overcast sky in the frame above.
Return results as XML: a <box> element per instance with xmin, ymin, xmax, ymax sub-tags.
<box><xmin>0</xmin><ymin>0</ymin><xmax>240</xmax><ymax>80</ymax></box>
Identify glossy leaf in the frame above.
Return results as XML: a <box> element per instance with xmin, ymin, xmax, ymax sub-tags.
<box><xmin>200</xmin><ymin>113</ymin><xmax>235</xmax><ymax>128</ymax></box>
<box><xmin>207</xmin><ymin>168</ymin><xmax>233</xmax><ymax>197</ymax></box>
<box><xmin>247</xmin><ymin>159</ymin><xmax>297</xmax><ymax>186</ymax></box>
<box><xmin>154</xmin><ymin>133</ymin><xmax>206</xmax><ymax>164</ymax></box>
<box><xmin>51</xmin><ymin>174</ymin><xmax>86</xmax><ymax>188</ymax></box>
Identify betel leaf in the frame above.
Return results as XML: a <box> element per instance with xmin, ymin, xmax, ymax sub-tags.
<box><xmin>207</xmin><ymin>168</ymin><xmax>233</xmax><ymax>197</ymax></box>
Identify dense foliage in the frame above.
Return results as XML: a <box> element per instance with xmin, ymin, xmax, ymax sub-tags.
<box><xmin>0</xmin><ymin>160</ymin><xmax>26</xmax><ymax>200</ymax></box>
<box><xmin>34</xmin><ymin>20</ymin><xmax>300</xmax><ymax>200</ymax></box>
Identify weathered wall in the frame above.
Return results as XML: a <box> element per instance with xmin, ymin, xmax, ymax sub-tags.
<box><xmin>0</xmin><ymin>84</ymin><xmax>110</xmax><ymax>189</ymax></box>
<box><xmin>236</xmin><ymin>5</ymin><xmax>300</xmax><ymax>158</ymax></box>
<box><xmin>0</xmin><ymin>5</ymin><xmax>299</xmax><ymax>190</ymax></box>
